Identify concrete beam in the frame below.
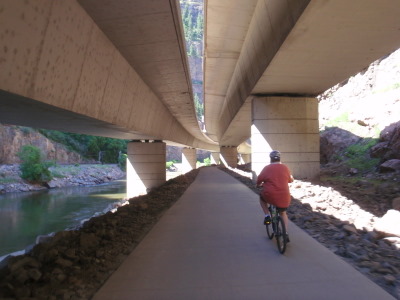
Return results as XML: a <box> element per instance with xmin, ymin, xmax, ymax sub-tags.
<box><xmin>208</xmin><ymin>0</ymin><xmax>310</xmax><ymax>141</ymax></box>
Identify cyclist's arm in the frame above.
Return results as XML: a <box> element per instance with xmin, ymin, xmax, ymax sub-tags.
<box><xmin>289</xmin><ymin>175</ymin><xmax>294</xmax><ymax>183</ymax></box>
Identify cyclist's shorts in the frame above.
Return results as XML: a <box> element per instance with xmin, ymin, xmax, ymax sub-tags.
<box><xmin>276</xmin><ymin>207</ymin><xmax>287</xmax><ymax>212</ymax></box>
<box><xmin>260</xmin><ymin>195</ymin><xmax>288</xmax><ymax>212</ymax></box>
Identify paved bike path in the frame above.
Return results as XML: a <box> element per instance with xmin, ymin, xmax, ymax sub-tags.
<box><xmin>94</xmin><ymin>167</ymin><xmax>394</xmax><ymax>300</ymax></box>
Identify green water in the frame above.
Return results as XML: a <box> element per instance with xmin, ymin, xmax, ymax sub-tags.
<box><xmin>0</xmin><ymin>180</ymin><xmax>126</xmax><ymax>257</ymax></box>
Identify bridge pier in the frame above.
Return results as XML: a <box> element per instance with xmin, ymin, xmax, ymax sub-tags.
<box><xmin>251</xmin><ymin>97</ymin><xmax>320</xmax><ymax>181</ymax></box>
<box><xmin>210</xmin><ymin>152</ymin><xmax>220</xmax><ymax>165</ymax></box>
<box><xmin>181</xmin><ymin>148</ymin><xmax>197</xmax><ymax>173</ymax></box>
<box><xmin>220</xmin><ymin>146</ymin><xmax>238</xmax><ymax>168</ymax></box>
<box><xmin>126</xmin><ymin>140</ymin><xmax>166</xmax><ymax>199</ymax></box>
<box><xmin>239</xmin><ymin>154</ymin><xmax>251</xmax><ymax>164</ymax></box>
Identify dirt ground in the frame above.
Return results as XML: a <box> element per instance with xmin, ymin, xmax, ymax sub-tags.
<box><xmin>317</xmin><ymin>166</ymin><xmax>400</xmax><ymax>217</ymax></box>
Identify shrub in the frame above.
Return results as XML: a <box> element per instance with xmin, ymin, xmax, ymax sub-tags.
<box><xmin>118</xmin><ymin>154</ymin><xmax>127</xmax><ymax>171</ymax></box>
<box><xmin>17</xmin><ymin>145</ymin><xmax>53</xmax><ymax>183</ymax></box>
<box><xmin>344</xmin><ymin>138</ymin><xmax>379</xmax><ymax>172</ymax></box>
<box><xmin>203</xmin><ymin>157</ymin><xmax>211</xmax><ymax>166</ymax></box>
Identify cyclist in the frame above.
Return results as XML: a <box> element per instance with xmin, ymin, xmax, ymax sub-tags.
<box><xmin>256</xmin><ymin>150</ymin><xmax>294</xmax><ymax>241</ymax></box>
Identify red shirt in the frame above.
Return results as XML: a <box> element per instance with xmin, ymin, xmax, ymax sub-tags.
<box><xmin>256</xmin><ymin>163</ymin><xmax>292</xmax><ymax>208</ymax></box>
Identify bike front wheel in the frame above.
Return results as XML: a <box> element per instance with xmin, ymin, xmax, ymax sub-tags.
<box><xmin>276</xmin><ymin>216</ymin><xmax>287</xmax><ymax>254</ymax></box>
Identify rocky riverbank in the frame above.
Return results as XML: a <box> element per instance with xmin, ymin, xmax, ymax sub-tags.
<box><xmin>0</xmin><ymin>169</ymin><xmax>199</xmax><ymax>300</ymax></box>
<box><xmin>0</xmin><ymin>164</ymin><xmax>125</xmax><ymax>194</ymax></box>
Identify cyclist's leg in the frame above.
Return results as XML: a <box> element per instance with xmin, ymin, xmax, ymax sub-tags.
<box><xmin>260</xmin><ymin>195</ymin><xmax>272</xmax><ymax>225</ymax></box>
<box><xmin>277</xmin><ymin>208</ymin><xmax>289</xmax><ymax>232</ymax></box>
<box><xmin>259</xmin><ymin>195</ymin><xmax>270</xmax><ymax>215</ymax></box>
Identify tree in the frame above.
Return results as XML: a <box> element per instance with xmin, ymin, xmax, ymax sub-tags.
<box><xmin>195</xmin><ymin>12</ymin><xmax>203</xmax><ymax>41</ymax></box>
<box><xmin>17</xmin><ymin>145</ymin><xmax>53</xmax><ymax>183</ymax></box>
<box><xmin>194</xmin><ymin>93</ymin><xmax>204</xmax><ymax>120</ymax></box>
<box><xmin>189</xmin><ymin>44</ymin><xmax>197</xmax><ymax>57</ymax></box>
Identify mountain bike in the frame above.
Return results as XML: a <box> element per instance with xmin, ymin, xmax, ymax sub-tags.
<box><xmin>265</xmin><ymin>205</ymin><xmax>288</xmax><ymax>254</ymax></box>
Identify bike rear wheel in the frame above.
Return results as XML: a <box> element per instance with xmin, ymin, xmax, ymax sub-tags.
<box><xmin>266</xmin><ymin>222</ymin><xmax>274</xmax><ymax>239</ymax></box>
<box><xmin>276</xmin><ymin>216</ymin><xmax>287</xmax><ymax>254</ymax></box>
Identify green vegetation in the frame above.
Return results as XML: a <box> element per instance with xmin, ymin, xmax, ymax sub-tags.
<box><xmin>192</xmin><ymin>79</ymin><xmax>203</xmax><ymax>85</ymax></box>
<box><xmin>343</xmin><ymin>138</ymin><xmax>380</xmax><ymax>172</ymax></box>
<box><xmin>196</xmin><ymin>156</ymin><xmax>211</xmax><ymax>167</ymax></box>
<box><xmin>373</xmin><ymin>82</ymin><xmax>400</xmax><ymax>94</ymax></box>
<box><xmin>19</xmin><ymin>126</ymin><xmax>35</xmax><ymax>136</ymax></box>
<box><xmin>49</xmin><ymin>165</ymin><xmax>80</xmax><ymax>178</ymax></box>
<box><xmin>180</xmin><ymin>0</ymin><xmax>205</xmax><ymax>121</ymax></box>
<box><xmin>194</xmin><ymin>93</ymin><xmax>204</xmax><ymax>120</ymax></box>
<box><xmin>118</xmin><ymin>154</ymin><xmax>127</xmax><ymax>171</ymax></box>
<box><xmin>322</xmin><ymin>111</ymin><xmax>380</xmax><ymax>138</ymax></box>
<box><xmin>38</xmin><ymin>129</ymin><xmax>128</xmax><ymax>164</ymax></box>
<box><xmin>181</xmin><ymin>0</ymin><xmax>203</xmax><ymax>57</ymax></box>
<box><xmin>324</xmin><ymin>112</ymin><xmax>350</xmax><ymax>128</ymax></box>
<box><xmin>0</xmin><ymin>177</ymin><xmax>18</xmax><ymax>184</ymax></box>
<box><xmin>17</xmin><ymin>145</ymin><xmax>53</xmax><ymax>183</ymax></box>
<box><xmin>203</xmin><ymin>157</ymin><xmax>211</xmax><ymax>166</ymax></box>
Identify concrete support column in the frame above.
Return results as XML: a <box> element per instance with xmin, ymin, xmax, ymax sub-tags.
<box><xmin>127</xmin><ymin>141</ymin><xmax>166</xmax><ymax>198</ymax></box>
<box><xmin>240</xmin><ymin>154</ymin><xmax>251</xmax><ymax>164</ymax></box>
<box><xmin>210</xmin><ymin>152</ymin><xmax>220</xmax><ymax>165</ymax></box>
<box><xmin>181</xmin><ymin>148</ymin><xmax>197</xmax><ymax>173</ymax></box>
<box><xmin>220</xmin><ymin>146</ymin><xmax>238</xmax><ymax>168</ymax></box>
<box><xmin>251</xmin><ymin>97</ymin><xmax>320</xmax><ymax>180</ymax></box>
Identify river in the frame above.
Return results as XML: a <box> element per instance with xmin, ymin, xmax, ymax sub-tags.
<box><xmin>0</xmin><ymin>180</ymin><xmax>126</xmax><ymax>258</ymax></box>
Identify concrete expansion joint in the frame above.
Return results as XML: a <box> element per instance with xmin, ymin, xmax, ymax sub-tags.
<box><xmin>252</xmin><ymin>93</ymin><xmax>316</xmax><ymax>98</ymax></box>
<box><xmin>131</xmin><ymin>140</ymin><xmax>164</xmax><ymax>143</ymax></box>
<box><xmin>258</xmin><ymin>118</ymin><xmax>318</xmax><ymax>121</ymax></box>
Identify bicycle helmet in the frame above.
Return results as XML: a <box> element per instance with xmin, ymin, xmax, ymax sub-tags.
<box><xmin>269</xmin><ymin>150</ymin><xmax>281</xmax><ymax>160</ymax></box>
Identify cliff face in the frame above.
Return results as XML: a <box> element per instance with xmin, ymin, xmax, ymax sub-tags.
<box><xmin>318</xmin><ymin>48</ymin><xmax>400</xmax><ymax>172</ymax></box>
<box><xmin>0</xmin><ymin>124</ymin><xmax>89</xmax><ymax>164</ymax></box>
<box><xmin>319</xmin><ymin>48</ymin><xmax>400</xmax><ymax>136</ymax></box>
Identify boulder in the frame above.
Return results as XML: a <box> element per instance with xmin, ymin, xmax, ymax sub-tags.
<box><xmin>373</xmin><ymin>121</ymin><xmax>400</xmax><ymax>161</ymax></box>
<box><xmin>370</xmin><ymin>142</ymin><xmax>390</xmax><ymax>158</ymax></box>
<box><xmin>374</xmin><ymin>209</ymin><xmax>400</xmax><ymax>237</ymax></box>
<box><xmin>392</xmin><ymin>197</ymin><xmax>400</xmax><ymax>211</ymax></box>
<box><xmin>320</xmin><ymin>127</ymin><xmax>361</xmax><ymax>164</ymax></box>
<box><xmin>379</xmin><ymin>159</ymin><xmax>400</xmax><ymax>173</ymax></box>
<box><xmin>343</xmin><ymin>224</ymin><xmax>358</xmax><ymax>234</ymax></box>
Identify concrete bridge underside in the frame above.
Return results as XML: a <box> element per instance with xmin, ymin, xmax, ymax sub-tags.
<box><xmin>204</xmin><ymin>0</ymin><xmax>400</xmax><ymax>177</ymax></box>
<box><xmin>1</xmin><ymin>0</ymin><xmax>400</xmax><ymax>193</ymax></box>
<box><xmin>0</xmin><ymin>0</ymin><xmax>217</xmax><ymax>151</ymax></box>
